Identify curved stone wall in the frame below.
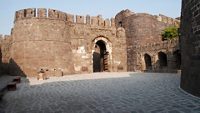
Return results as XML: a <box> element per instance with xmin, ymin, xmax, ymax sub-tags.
<box><xmin>115</xmin><ymin>9</ymin><xmax>134</xmax><ymax>28</ymax></box>
<box><xmin>125</xmin><ymin>14</ymin><xmax>168</xmax><ymax>71</ymax></box>
<box><xmin>11</xmin><ymin>10</ymin><xmax>74</xmax><ymax>77</ymax></box>
<box><xmin>115</xmin><ymin>9</ymin><xmax>180</xmax><ymax>71</ymax></box>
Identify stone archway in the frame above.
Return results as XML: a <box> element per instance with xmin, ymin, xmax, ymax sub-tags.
<box><xmin>144</xmin><ymin>53</ymin><xmax>152</xmax><ymax>70</ymax></box>
<box><xmin>92</xmin><ymin>37</ymin><xmax>112</xmax><ymax>72</ymax></box>
<box><xmin>158</xmin><ymin>52</ymin><xmax>168</xmax><ymax>68</ymax></box>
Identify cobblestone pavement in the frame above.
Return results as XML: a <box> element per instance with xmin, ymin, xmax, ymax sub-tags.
<box><xmin>1</xmin><ymin>72</ymin><xmax>200</xmax><ymax>113</ymax></box>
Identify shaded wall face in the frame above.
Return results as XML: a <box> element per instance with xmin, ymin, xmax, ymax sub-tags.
<box><xmin>0</xmin><ymin>36</ymin><xmax>12</xmax><ymax>75</ymax></box>
<box><xmin>173</xmin><ymin>51</ymin><xmax>181</xmax><ymax>69</ymax></box>
<box><xmin>11</xmin><ymin>19</ymin><xmax>74</xmax><ymax>77</ymax></box>
<box><xmin>180</xmin><ymin>0</ymin><xmax>200</xmax><ymax>97</ymax></box>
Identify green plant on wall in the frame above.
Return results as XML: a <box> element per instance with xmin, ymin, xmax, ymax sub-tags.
<box><xmin>161</xmin><ymin>26</ymin><xmax>179</xmax><ymax>40</ymax></box>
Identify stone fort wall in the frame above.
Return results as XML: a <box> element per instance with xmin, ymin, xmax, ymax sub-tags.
<box><xmin>115</xmin><ymin>9</ymin><xmax>180</xmax><ymax>71</ymax></box>
<box><xmin>180</xmin><ymin>0</ymin><xmax>200</xmax><ymax>97</ymax></box>
<box><xmin>135</xmin><ymin>39</ymin><xmax>180</xmax><ymax>72</ymax></box>
<box><xmin>8</xmin><ymin>8</ymin><xmax>127</xmax><ymax>77</ymax></box>
<box><xmin>0</xmin><ymin>8</ymin><xmax>180</xmax><ymax>77</ymax></box>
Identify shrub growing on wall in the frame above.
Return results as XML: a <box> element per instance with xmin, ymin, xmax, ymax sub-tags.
<box><xmin>162</xmin><ymin>26</ymin><xmax>179</xmax><ymax>40</ymax></box>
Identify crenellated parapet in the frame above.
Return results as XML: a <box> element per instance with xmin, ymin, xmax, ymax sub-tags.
<box><xmin>15</xmin><ymin>8</ymin><xmax>36</xmax><ymax>21</ymax></box>
<box><xmin>14</xmin><ymin>8</ymin><xmax>115</xmax><ymax>27</ymax></box>
<box><xmin>155</xmin><ymin>14</ymin><xmax>180</xmax><ymax>26</ymax></box>
<box><xmin>90</xmin><ymin>15</ymin><xmax>115</xmax><ymax>27</ymax></box>
<box><xmin>15</xmin><ymin>8</ymin><xmax>72</xmax><ymax>22</ymax></box>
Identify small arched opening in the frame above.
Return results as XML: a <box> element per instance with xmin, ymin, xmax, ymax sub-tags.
<box><xmin>158</xmin><ymin>52</ymin><xmax>168</xmax><ymax>68</ymax></box>
<box><xmin>144</xmin><ymin>53</ymin><xmax>152</xmax><ymax>70</ymax></box>
<box><xmin>93</xmin><ymin>40</ymin><xmax>109</xmax><ymax>72</ymax></box>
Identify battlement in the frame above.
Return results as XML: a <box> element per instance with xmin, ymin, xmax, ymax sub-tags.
<box><xmin>14</xmin><ymin>8</ymin><xmax>115</xmax><ymax>27</ymax></box>
<box><xmin>155</xmin><ymin>14</ymin><xmax>180</xmax><ymax>26</ymax></box>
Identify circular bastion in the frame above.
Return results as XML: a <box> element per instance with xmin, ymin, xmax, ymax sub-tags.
<box><xmin>11</xmin><ymin>8</ymin><xmax>74</xmax><ymax>77</ymax></box>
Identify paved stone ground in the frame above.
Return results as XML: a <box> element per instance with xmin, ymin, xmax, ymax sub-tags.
<box><xmin>0</xmin><ymin>72</ymin><xmax>200</xmax><ymax>113</ymax></box>
<box><xmin>0</xmin><ymin>75</ymin><xmax>16</xmax><ymax>91</ymax></box>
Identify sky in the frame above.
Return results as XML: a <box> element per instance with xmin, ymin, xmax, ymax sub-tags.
<box><xmin>0</xmin><ymin>0</ymin><xmax>182</xmax><ymax>35</ymax></box>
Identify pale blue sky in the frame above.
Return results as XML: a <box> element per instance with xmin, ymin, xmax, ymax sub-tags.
<box><xmin>0</xmin><ymin>0</ymin><xmax>181</xmax><ymax>35</ymax></box>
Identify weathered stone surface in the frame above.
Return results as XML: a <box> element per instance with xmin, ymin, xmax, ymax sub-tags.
<box><xmin>115</xmin><ymin>10</ymin><xmax>180</xmax><ymax>72</ymax></box>
<box><xmin>1</xmin><ymin>73</ymin><xmax>200</xmax><ymax>113</ymax></box>
<box><xmin>3</xmin><ymin>8</ymin><xmax>128</xmax><ymax>77</ymax></box>
<box><xmin>0</xmin><ymin>8</ymin><xmax>180</xmax><ymax>77</ymax></box>
<box><xmin>180</xmin><ymin>0</ymin><xmax>200</xmax><ymax>97</ymax></box>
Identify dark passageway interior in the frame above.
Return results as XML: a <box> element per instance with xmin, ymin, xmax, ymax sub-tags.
<box><xmin>93</xmin><ymin>40</ymin><xmax>108</xmax><ymax>72</ymax></box>
<box><xmin>158</xmin><ymin>52</ymin><xmax>168</xmax><ymax>68</ymax></box>
<box><xmin>144</xmin><ymin>53</ymin><xmax>152</xmax><ymax>70</ymax></box>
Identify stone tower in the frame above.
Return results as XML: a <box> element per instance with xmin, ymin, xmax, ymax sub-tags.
<box><xmin>115</xmin><ymin>9</ymin><xmax>180</xmax><ymax>72</ymax></box>
<box><xmin>11</xmin><ymin>8</ymin><xmax>75</xmax><ymax>76</ymax></box>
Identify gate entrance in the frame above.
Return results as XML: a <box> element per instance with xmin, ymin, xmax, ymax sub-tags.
<box><xmin>93</xmin><ymin>40</ymin><xmax>109</xmax><ymax>72</ymax></box>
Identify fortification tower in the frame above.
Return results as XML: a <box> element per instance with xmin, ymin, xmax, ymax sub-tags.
<box><xmin>11</xmin><ymin>8</ymin><xmax>74</xmax><ymax>77</ymax></box>
<box><xmin>115</xmin><ymin>9</ymin><xmax>180</xmax><ymax>71</ymax></box>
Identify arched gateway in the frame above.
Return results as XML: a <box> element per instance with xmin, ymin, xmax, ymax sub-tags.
<box><xmin>92</xmin><ymin>37</ymin><xmax>112</xmax><ymax>72</ymax></box>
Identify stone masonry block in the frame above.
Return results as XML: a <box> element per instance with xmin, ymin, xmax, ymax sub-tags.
<box><xmin>38</xmin><ymin>8</ymin><xmax>47</xmax><ymax>18</ymax></box>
